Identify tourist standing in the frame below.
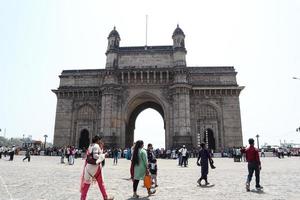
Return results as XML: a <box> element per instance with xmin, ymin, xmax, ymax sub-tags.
<box><xmin>9</xmin><ymin>145</ymin><xmax>15</xmax><ymax>161</ymax></box>
<box><xmin>23</xmin><ymin>148</ymin><xmax>31</xmax><ymax>162</ymax></box>
<box><xmin>0</xmin><ymin>146</ymin><xmax>3</xmax><ymax>159</ymax></box>
<box><xmin>260</xmin><ymin>148</ymin><xmax>265</xmax><ymax>157</ymax></box>
<box><xmin>80</xmin><ymin>135</ymin><xmax>114</xmax><ymax>200</ymax></box>
<box><xmin>131</xmin><ymin>140</ymin><xmax>155</xmax><ymax>198</ymax></box>
<box><xmin>60</xmin><ymin>147</ymin><xmax>65</xmax><ymax>164</ymax></box>
<box><xmin>69</xmin><ymin>146</ymin><xmax>75</xmax><ymax>165</ymax></box>
<box><xmin>149</xmin><ymin>158</ymin><xmax>158</xmax><ymax>187</ymax></box>
<box><xmin>147</xmin><ymin>143</ymin><xmax>155</xmax><ymax>163</ymax></box>
<box><xmin>242</xmin><ymin>138</ymin><xmax>263</xmax><ymax>191</ymax></box>
<box><xmin>113</xmin><ymin>147</ymin><xmax>119</xmax><ymax>165</ymax></box>
<box><xmin>197</xmin><ymin>143</ymin><xmax>214</xmax><ymax>186</ymax></box>
<box><xmin>179</xmin><ymin>145</ymin><xmax>188</xmax><ymax>167</ymax></box>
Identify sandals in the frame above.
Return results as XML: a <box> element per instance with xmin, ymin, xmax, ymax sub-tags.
<box><xmin>148</xmin><ymin>189</ymin><xmax>156</xmax><ymax>196</ymax></box>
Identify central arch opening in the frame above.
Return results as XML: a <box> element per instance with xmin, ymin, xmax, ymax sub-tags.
<box><xmin>125</xmin><ymin>101</ymin><xmax>165</xmax><ymax>148</ymax></box>
<box><xmin>134</xmin><ymin>108</ymin><xmax>165</xmax><ymax>149</ymax></box>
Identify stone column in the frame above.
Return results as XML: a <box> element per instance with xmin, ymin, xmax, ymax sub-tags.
<box><xmin>170</xmin><ymin>69</ymin><xmax>192</xmax><ymax>148</ymax></box>
<box><xmin>53</xmin><ymin>95</ymin><xmax>74</xmax><ymax>147</ymax></box>
<box><xmin>147</xmin><ymin>71</ymin><xmax>150</xmax><ymax>83</ymax></box>
<box><xmin>170</xmin><ymin>85</ymin><xmax>192</xmax><ymax>148</ymax></box>
<box><xmin>140</xmin><ymin>71</ymin><xmax>143</xmax><ymax>83</ymax></box>
<box><xmin>100</xmin><ymin>86</ymin><xmax>121</xmax><ymax>147</ymax></box>
<box><xmin>167</xmin><ymin>71</ymin><xmax>169</xmax><ymax>83</ymax></box>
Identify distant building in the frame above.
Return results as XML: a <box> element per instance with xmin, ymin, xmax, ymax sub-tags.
<box><xmin>53</xmin><ymin>26</ymin><xmax>244</xmax><ymax>151</ymax></box>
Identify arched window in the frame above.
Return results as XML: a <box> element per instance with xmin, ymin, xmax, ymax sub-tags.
<box><xmin>197</xmin><ymin>105</ymin><xmax>218</xmax><ymax>119</ymax></box>
<box><xmin>77</xmin><ymin>105</ymin><xmax>96</xmax><ymax>120</ymax></box>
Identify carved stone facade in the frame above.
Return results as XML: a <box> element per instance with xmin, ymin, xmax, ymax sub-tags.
<box><xmin>53</xmin><ymin>26</ymin><xmax>244</xmax><ymax>151</ymax></box>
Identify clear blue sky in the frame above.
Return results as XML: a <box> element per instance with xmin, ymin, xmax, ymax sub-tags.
<box><xmin>0</xmin><ymin>0</ymin><xmax>299</xmax><ymax>148</ymax></box>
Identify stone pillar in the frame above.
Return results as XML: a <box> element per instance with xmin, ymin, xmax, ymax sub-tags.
<box><xmin>171</xmin><ymin>69</ymin><xmax>192</xmax><ymax>148</ymax></box>
<box><xmin>100</xmin><ymin>86</ymin><xmax>121</xmax><ymax>147</ymax></box>
<box><xmin>167</xmin><ymin>71</ymin><xmax>169</xmax><ymax>82</ymax></box>
<box><xmin>147</xmin><ymin>71</ymin><xmax>150</xmax><ymax>83</ymax></box>
<box><xmin>53</xmin><ymin>96</ymin><xmax>73</xmax><ymax>147</ymax></box>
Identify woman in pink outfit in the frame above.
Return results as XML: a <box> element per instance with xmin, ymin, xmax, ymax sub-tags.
<box><xmin>80</xmin><ymin>135</ymin><xmax>114</xmax><ymax>200</ymax></box>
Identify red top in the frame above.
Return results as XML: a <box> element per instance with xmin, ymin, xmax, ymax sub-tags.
<box><xmin>244</xmin><ymin>145</ymin><xmax>261</xmax><ymax>165</ymax></box>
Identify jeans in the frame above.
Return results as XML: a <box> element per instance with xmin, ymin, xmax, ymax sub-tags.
<box><xmin>247</xmin><ymin>162</ymin><xmax>260</xmax><ymax>187</ymax></box>
<box><xmin>181</xmin><ymin>156</ymin><xmax>187</xmax><ymax>167</ymax></box>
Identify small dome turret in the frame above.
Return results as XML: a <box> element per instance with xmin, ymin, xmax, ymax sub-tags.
<box><xmin>172</xmin><ymin>24</ymin><xmax>185</xmax><ymax>38</ymax></box>
<box><xmin>108</xmin><ymin>26</ymin><xmax>120</xmax><ymax>39</ymax></box>
<box><xmin>172</xmin><ymin>24</ymin><xmax>185</xmax><ymax>49</ymax></box>
<box><xmin>107</xmin><ymin>26</ymin><xmax>121</xmax><ymax>51</ymax></box>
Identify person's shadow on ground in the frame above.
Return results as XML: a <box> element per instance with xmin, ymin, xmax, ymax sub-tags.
<box><xmin>126</xmin><ymin>197</ymin><xmax>150</xmax><ymax>200</ymax></box>
<box><xmin>250</xmin><ymin>189</ymin><xmax>265</xmax><ymax>194</ymax></box>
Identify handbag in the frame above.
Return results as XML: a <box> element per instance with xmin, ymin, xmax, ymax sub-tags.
<box><xmin>86</xmin><ymin>149</ymin><xmax>97</xmax><ymax>165</ymax></box>
<box><xmin>144</xmin><ymin>174</ymin><xmax>152</xmax><ymax>189</ymax></box>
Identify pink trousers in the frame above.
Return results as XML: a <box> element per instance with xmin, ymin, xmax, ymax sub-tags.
<box><xmin>81</xmin><ymin>167</ymin><xmax>108</xmax><ymax>200</ymax></box>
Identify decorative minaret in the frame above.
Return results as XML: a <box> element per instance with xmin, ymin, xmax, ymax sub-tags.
<box><xmin>172</xmin><ymin>25</ymin><xmax>187</xmax><ymax>67</ymax></box>
<box><xmin>105</xmin><ymin>26</ymin><xmax>120</xmax><ymax>68</ymax></box>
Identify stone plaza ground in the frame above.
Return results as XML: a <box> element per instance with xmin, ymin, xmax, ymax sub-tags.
<box><xmin>0</xmin><ymin>155</ymin><xmax>299</xmax><ymax>200</ymax></box>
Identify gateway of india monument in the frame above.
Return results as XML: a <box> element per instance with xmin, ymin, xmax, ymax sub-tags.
<box><xmin>52</xmin><ymin>25</ymin><xmax>244</xmax><ymax>151</ymax></box>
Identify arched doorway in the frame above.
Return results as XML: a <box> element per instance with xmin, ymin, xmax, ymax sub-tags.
<box><xmin>203</xmin><ymin>129</ymin><xmax>216</xmax><ymax>150</ymax></box>
<box><xmin>134</xmin><ymin>108</ymin><xmax>165</xmax><ymax>149</ymax></box>
<box><xmin>125</xmin><ymin>101</ymin><xmax>165</xmax><ymax>148</ymax></box>
<box><xmin>79</xmin><ymin>129</ymin><xmax>90</xmax><ymax>149</ymax></box>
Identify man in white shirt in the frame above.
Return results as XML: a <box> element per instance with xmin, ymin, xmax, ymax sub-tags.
<box><xmin>179</xmin><ymin>145</ymin><xmax>188</xmax><ymax>167</ymax></box>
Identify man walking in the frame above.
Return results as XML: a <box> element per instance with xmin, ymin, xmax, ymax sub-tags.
<box><xmin>23</xmin><ymin>148</ymin><xmax>31</xmax><ymax>162</ymax></box>
<box><xmin>197</xmin><ymin>143</ymin><xmax>214</xmax><ymax>186</ymax></box>
<box><xmin>243</xmin><ymin>138</ymin><xmax>263</xmax><ymax>191</ymax></box>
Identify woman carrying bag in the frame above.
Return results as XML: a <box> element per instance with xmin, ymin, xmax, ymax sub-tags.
<box><xmin>80</xmin><ymin>135</ymin><xmax>114</xmax><ymax>200</ymax></box>
<box><xmin>131</xmin><ymin>140</ymin><xmax>156</xmax><ymax>198</ymax></box>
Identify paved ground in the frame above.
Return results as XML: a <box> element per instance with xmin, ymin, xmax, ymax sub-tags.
<box><xmin>0</xmin><ymin>155</ymin><xmax>299</xmax><ymax>200</ymax></box>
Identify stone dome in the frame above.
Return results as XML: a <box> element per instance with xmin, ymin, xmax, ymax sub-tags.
<box><xmin>172</xmin><ymin>25</ymin><xmax>185</xmax><ymax>37</ymax></box>
<box><xmin>108</xmin><ymin>27</ymin><xmax>120</xmax><ymax>38</ymax></box>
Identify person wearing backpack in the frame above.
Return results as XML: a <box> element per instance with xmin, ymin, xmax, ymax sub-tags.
<box><xmin>80</xmin><ymin>135</ymin><xmax>114</xmax><ymax>200</ymax></box>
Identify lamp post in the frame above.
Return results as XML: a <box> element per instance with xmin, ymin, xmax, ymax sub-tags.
<box><xmin>255</xmin><ymin>134</ymin><xmax>260</xmax><ymax>150</ymax></box>
<box><xmin>43</xmin><ymin>134</ymin><xmax>48</xmax><ymax>150</ymax></box>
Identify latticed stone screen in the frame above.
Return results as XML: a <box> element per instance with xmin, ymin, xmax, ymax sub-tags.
<box><xmin>77</xmin><ymin>105</ymin><xmax>96</xmax><ymax>120</ymax></box>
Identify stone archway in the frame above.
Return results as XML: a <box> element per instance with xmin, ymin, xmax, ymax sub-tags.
<box><xmin>79</xmin><ymin>129</ymin><xmax>90</xmax><ymax>149</ymax></box>
<box><xmin>124</xmin><ymin>92</ymin><xmax>167</xmax><ymax>148</ymax></box>
<box><xmin>203</xmin><ymin>128</ymin><xmax>216</xmax><ymax>150</ymax></box>
<box><xmin>125</xmin><ymin>101</ymin><xmax>165</xmax><ymax>148</ymax></box>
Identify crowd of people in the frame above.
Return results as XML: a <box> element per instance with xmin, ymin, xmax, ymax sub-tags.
<box><xmin>0</xmin><ymin>145</ymin><xmax>16</xmax><ymax>161</ymax></box>
<box><xmin>4</xmin><ymin>136</ymin><xmax>300</xmax><ymax>199</ymax></box>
